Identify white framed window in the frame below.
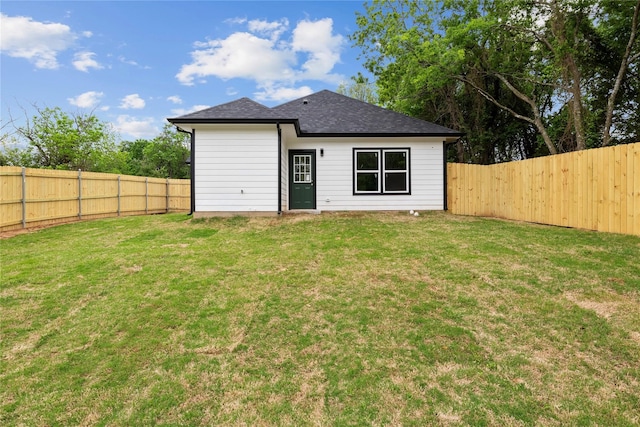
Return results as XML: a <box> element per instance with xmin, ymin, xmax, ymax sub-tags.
<box><xmin>354</xmin><ymin>148</ymin><xmax>410</xmax><ymax>195</ymax></box>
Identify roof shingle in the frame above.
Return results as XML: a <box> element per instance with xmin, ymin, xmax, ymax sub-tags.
<box><xmin>175</xmin><ymin>97</ymin><xmax>282</xmax><ymax>120</ymax></box>
<box><xmin>168</xmin><ymin>90</ymin><xmax>462</xmax><ymax>136</ymax></box>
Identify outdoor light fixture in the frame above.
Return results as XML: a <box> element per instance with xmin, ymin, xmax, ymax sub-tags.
<box><xmin>320</xmin><ymin>149</ymin><xmax>324</xmax><ymax>157</ymax></box>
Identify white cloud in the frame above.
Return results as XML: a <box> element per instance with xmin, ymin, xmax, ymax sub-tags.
<box><xmin>119</xmin><ymin>56</ymin><xmax>138</xmax><ymax>66</ymax></box>
<box><xmin>118</xmin><ymin>55</ymin><xmax>151</xmax><ymax>69</ymax></box>
<box><xmin>176</xmin><ymin>17</ymin><xmax>345</xmax><ymax>100</ymax></box>
<box><xmin>247</xmin><ymin>18</ymin><xmax>289</xmax><ymax>41</ymax></box>
<box><xmin>170</xmin><ymin>105</ymin><xmax>210</xmax><ymax>116</ymax></box>
<box><xmin>0</xmin><ymin>13</ymin><xmax>89</xmax><ymax>69</ymax></box>
<box><xmin>192</xmin><ymin>104</ymin><xmax>210</xmax><ymax>112</ymax></box>
<box><xmin>114</xmin><ymin>115</ymin><xmax>158</xmax><ymax>139</ymax></box>
<box><xmin>167</xmin><ymin>95</ymin><xmax>183</xmax><ymax>104</ymax></box>
<box><xmin>68</xmin><ymin>91</ymin><xmax>104</xmax><ymax>108</ymax></box>
<box><xmin>176</xmin><ymin>31</ymin><xmax>295</xmax><ymax>85</ymax></box>
<box><xmin>254</xmin><ymin>85</ymin><xmax>313</xmax><ymax>102</ymax></box>
<box><xmin>291</xmin><ymin>18</ymin><xmax>344</xmax><ymax>82</ymax></box>
<box><xmin>225</xmin><ymin>17</ymin><xmax>247</xmax><ymax>25</ymax></box>
<box><xmin>119</xmin><ymin>94</ymin><xmax>145</xmax><ymax>109</ymax></box>
<box><xmin>73</xmin><ymin>51</ymin><xmax>102</xmax><ymax>72</ymax></box>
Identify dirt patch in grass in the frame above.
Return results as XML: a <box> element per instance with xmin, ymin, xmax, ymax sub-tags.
<box><xmin>564</xmin><ymin>291</ymin><xmax>620</xmax><ymax>319</ymax></box>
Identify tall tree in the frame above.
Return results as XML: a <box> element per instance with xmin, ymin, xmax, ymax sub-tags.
<box><xmin>4</xmin><ymin>105</ymin><xmax>123</xmax><ymax>171</ymax></box>
<box><xmin>0</xmin><ymin>135</ymin><xmax>35</xmax><ymax>167</ymax></box>
<box><xmin>598</xmin><ymin>0</ymin><xmax>640</xmax><ymax>146</ymax></box>
<box><xmin>121</xmin><ymin>124</ymin><xmax>190</xmax><ymax>179</ymax></box>
<box><xmin>337</xmin><ymin>73</ymin><xmax>379</xmax><ymax>104</ymax></box>
<box><xmin>353</xmin><ymin>0</ymin><xmax>546</xmax><ymax>163</ymax></box>
<box><xmin>353</xmin><ymin>0</ymin><xmax>640</xmax><ymax>162</ymax></box>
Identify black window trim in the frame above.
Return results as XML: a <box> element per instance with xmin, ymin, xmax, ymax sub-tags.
<box><xmin>353</xmin><ymin>147</ymin><xmax>411</xmax><ymax>195</ymax></box>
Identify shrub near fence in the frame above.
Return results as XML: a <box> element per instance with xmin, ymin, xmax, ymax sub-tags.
<box><xmin>0</xmin><ymin>167</ymin><xmax>190</xmax><ymax>232</ymax></box>
<box><xmin>447</xmin><ymin>142</ymin><xmax>640</xmax><ymax>236</ymax></box>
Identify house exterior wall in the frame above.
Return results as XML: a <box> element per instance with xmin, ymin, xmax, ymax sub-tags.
<box><xmin>193</xmin><ymin>124</ymin><xmax>279</xmax><ymax>214</ymax></box>
<box><xmin>187</xmin><ymin>123</ymin><xmax>445</xmax><ymax>215</ymax></box>
<box><xmin>281</xmin><ymin>125</ymin><xmax>445</xmax><ymax>211</ymax></box>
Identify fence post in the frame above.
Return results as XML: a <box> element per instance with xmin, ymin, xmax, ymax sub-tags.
<box><xmin>117</xmin><ymin>175</ymin><xmax>121</xmax><ymax>216</ymax></box>
<box><xmin>21</xmin><ymin>167</ymin><xmax>26</xmax><ymax>228</ymax></box>
<box><xmin>78</xmin><ymin>169</ymin><xmax>82</xmax><ymax>219</ymax></box>
<box><xmin>145</xmin><ymin>177</ymin><xmax>148</xmax><ymax>214</ymax></box>
<box><xmin>166</xmin><ymin>178</ymin><xmax>170</xmax><ymax>213</ymax></box>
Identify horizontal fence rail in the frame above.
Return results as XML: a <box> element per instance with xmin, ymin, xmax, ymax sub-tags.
<box><xmin>0</xmin><ymin>167</ymin><xmax>190</xmax><ymax>232</ymax></box>
<box><xmin>447</xmin><ymin>142</ymin><xmax>640</xmax><ymax>236</ymax></box>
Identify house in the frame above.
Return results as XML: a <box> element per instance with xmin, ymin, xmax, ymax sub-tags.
<box><xmin>167</xmin><ymin>90</ymin><xmax>462</xmax><ymax>216</ymax></box>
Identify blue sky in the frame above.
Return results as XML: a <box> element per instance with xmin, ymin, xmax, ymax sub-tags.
<box><xmin>1</xmin><ymin>1</ymin><xmax>370</xmax><ymax>141</ymax></box>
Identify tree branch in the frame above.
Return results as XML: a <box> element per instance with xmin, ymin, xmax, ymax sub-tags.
<box><xmin>603</xmin><ymin>0</ymin><xmax>640</xmax><ymax>146</ymax></box>
<box><xmin>458</xmin><ymin>73</ymin><xmax>558</xmax><ymax>154</ymax></box>
<box><xmin>457</xmin><ymin>76</ymin><xmax>532</xmax><ymax>124</ymax></box>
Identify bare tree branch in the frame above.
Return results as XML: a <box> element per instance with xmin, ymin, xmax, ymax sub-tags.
<box><xmin>603</xmin><ymin>0</ymin><xmax>640</xmax><ymax>146</ymax></box>
<box><xmin>458</xmin><ymin>73</ymin><xmax>558</xmax><ymax>154</ymax></box>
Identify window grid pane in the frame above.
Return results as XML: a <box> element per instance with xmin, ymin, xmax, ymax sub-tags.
<box><xmin>384</xmin><ymin>172</ymin><xmax>407</xmax><ymax>192</ymax></box>
<box><xmin>356</xmin><ymin>172</ymin><xmax>379</xmax><ymax>192</ymax></box>
<box><xmin>384</xmin><ymin>151</ymin><xmax>406</xmax><ymax>170</ymax></box>
<box><xmin>293</xmin><ymin>155</ymin><xmax>312</xmax><ymax>183</ymax></box>
<box><xmin>356</xmin><ymin>151</ymin><xmax>379</xmax><ymax>170</ymax></box>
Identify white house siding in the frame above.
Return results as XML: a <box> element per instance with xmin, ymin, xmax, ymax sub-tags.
<box><xmin>281</xmin><ymin>126</ymin><xmax>444</xmax><ymax>211</ymax></box>
<box><xmin>193</xmin><ymin>124</ymin><xmax>279</xmax><ymax>213</ymax></box>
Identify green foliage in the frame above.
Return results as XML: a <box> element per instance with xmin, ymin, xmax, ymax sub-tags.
<box><xmin>336</xmin><ymin>73</ymin><xmax>379</xmax><ymax>104</ymax></box>
<box><xmin>0</xmin><ymin>136</ymin><xmax>35</xmax><ymax>167</ymax></box>
<box><xmin>1</xmin><ymin>107</ymin><xmax>190</xmax><ymax>178</ymax></box>
<box><xmin>353</xmin><ymin>0</ymin><xmax>545</xmax><ymax>163</ymax></box>
<box><xmin>121</xmin><ymin>124</ymin><xmax>190</xmax><ymax>179</ymax></box>
<box><xmin>10</xmin><ymin>106</ymin><xmax>122</xmax><ymax>171</ymax></box>
<box><xmin>352</xmin><ymin>0</ymin><xmax>640</xmax><ymax>162</ymax></box>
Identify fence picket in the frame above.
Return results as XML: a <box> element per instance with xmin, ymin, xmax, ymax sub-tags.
<box><xmin>446</xmin><ymin>142</ymin><xmax>640</xmax><ymax>236</ymax></box>
<box><xmin>627</xmin><ymin>144</ymin><xmax>640</xmax><ymax>235</ymax></box>
<box><xmin>0</xmin><ymin>167</ymin><xmax>190</xmax><ymax>232</ymax></box>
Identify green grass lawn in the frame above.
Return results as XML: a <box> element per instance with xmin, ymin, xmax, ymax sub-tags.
<box><xmin>1</xmin><ymin>212</ymin><xmax>639</xmax><ymax>426</ymax></box>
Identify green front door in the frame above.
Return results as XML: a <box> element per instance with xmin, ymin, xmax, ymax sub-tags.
<box><xmin>289</xmin><ymin>150</ymin><xmax>316</xmax><ymax>209</ymax></box>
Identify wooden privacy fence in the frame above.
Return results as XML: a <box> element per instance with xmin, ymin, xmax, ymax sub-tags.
<box><xmin>0</xmin><ymin>167</ymin><xmax>190</xmax><ymax>232</ymax></box>
<box><xmin>447</xmin><ymin>142</ymin><xmax>640</xmax><ymax>236</ymax></box>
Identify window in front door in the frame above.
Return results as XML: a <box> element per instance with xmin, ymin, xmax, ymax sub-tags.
<box><xmin>293</xmin><ymin>155</ymin><xmax>312</xmax><ymax>183</ymax></box>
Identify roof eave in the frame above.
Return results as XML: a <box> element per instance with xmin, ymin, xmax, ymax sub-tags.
<box><xmin>167</xmin><ymin>118</ymin><xmax>297</xmax><ymax>124</ymax></box>
<box><xmin>167</xmin><ymin>117</ymin><xmax>303</xmax><ymax>136</ymax></box>
<box><xmin>166</xmin><ymin>118</ymin><xmax>464</xmax><ymax>141</ymax></box>
<box><xmin>296</xmin><ymin>132</ymin><xmax>465</xmax><ymax>139</ymax></box>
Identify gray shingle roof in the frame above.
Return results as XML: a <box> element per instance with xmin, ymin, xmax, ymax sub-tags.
<box><xmin>174</xmin><ymin>97</ymin><xmax>282</xmax><ymax>120</ymax></box>
<box><xmin>168</xmin><ymin>90</ymin><xmax>462</xmax><ymax>136</ymax></box>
